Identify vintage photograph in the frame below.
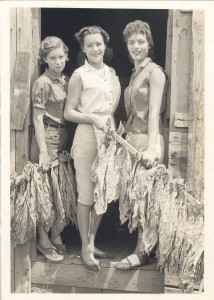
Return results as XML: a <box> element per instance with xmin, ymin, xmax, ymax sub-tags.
<box><xmin>1</xmin><ymin>0</ymin><xmax>212</xmax><ymax>297</ymax></box>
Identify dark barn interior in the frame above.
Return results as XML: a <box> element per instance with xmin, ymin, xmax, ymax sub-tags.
<box><xmin>41</xmin><ymin>8</ymin><xmax>168</xmax><ymax>254</ymax></box>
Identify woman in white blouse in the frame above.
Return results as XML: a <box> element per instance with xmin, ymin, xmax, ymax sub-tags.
<box><xmin>64</xmin><ymin>26</ymin><xmax>121</xmax><ymax>272</ymax></box>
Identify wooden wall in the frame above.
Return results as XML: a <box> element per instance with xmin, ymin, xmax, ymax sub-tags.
<box><xmin>10</xmin><ymin>7</ymin><xmax>41</xmax><ymax>292</ymax></box>
<box><xmin>167</xmin><ymin>10</ymin><xmax>193</xmax><ymax>179</ymax></box>
<box><xmin>166</xmin><ymin>9</ymin><xmax>204</xmax><ymax>205</ymax></box>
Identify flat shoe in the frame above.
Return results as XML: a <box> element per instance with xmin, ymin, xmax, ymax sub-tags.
<box><xmin>115</xmin><ymin>254</ymin><xmax>149</xmax><ymax>270</ymax></box>
<box><xmin>94</xmin><ymin>251</ymin><xmax>114</xmax><ymax>259</ymax></box>
<box><xmin>37</xmin><ymin>243</ymin><xmax>64</xmax><ymax>262</ymax></box>
<box><xmin>50</xmin><ymin>238</ymin><xmax>66</xmax><ymax>255</ymax></box>
<box><xmin>81</xmin><ymin>252</ymin><xmax>100</xmax><ymax>272</ymax></box>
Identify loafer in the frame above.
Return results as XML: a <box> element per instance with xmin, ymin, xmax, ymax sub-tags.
<box><xmin>81</xmin><ymin>252</ymin><xmax>100</xmax><ymax>272</ymax></box>
<box><xmin>94</xmin><ymin>251</ymin><xmax>114</xmax><ymax>259</ymax></box>
<box><xmin>37</xmin><ymin>243</ymin><xmax>64</xmax><ymax>262</ymax></box>
<box><xmin>50</xmin><ymin>238</ymin><xmax>66</xmax><ymax>255</ymax></box>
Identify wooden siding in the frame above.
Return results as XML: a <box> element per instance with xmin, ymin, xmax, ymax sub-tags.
<box><xmin>167</xmin><ymin>10</ymin><xmax>193</xmax><ymax>179</ymax></box>
<box><xmin>186</xmin><ymin>10</ymin><xmax>204</xmax><ymax>203</ymax></box>
<box><xmin>10</xmin><ymin>7</ymin><xmax>41</xmax><ymax>293</ymax></box>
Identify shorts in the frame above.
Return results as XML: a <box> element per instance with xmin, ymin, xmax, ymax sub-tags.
<box><xmin>31</xmin><ymin>126</ymin><xmax>68</xmax><ymax>163</ymax></box>
<box><xmin>71</xmin><ymin>124</ymin><xmax>97</xmax><ymax>206</ymax></box>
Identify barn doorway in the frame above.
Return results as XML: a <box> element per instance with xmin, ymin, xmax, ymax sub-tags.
<box><xmin>40</xmin><ymin>8</ymin><xmax>168</xmax><ymax>256</ymax></box>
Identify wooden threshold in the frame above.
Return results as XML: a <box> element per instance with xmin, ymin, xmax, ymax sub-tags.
<box><xmin>32</xmin><ymin>254</ymin><xmax>164</xmax><ymax>293</ymax></box>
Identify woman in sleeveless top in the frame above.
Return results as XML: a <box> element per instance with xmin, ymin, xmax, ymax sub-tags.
<box><xmin>64</xmin><ymin>26</ymin><xmax>121</xmax><ymax>272</ymax></box>
<box><xmin>115</xmin><ymin>20</ymin><xmax>167</xmax><ymax>269</ymax></box>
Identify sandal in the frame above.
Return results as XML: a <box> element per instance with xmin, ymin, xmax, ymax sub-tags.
<box><xmin>50</xmin><ymin>238</ymin><xmax>66</xmax><ymax>255</ymax></box>
<box><xmin>115</xmin><ymin>254</ymin><xmax>149</xmax><ymax>270</ymax></box>
<box><xmin>37</xmin><ymin>243</ymin><xmax>64</xmax><ymax>262</ymax></box>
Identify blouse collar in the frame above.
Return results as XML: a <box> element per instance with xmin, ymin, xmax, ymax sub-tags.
<box><xmin>45</xmin><ymin>68</ymin><xmax>66</xmax><ymax>83</ymax></box>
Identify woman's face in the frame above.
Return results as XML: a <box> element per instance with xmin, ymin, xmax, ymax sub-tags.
<box><xmin>44</xmin><ymin>47</ymin><xmax>66</xmax><ymax>74</ymax></box>
<box><xmin>127</xmin><ymin>32</ymin><xmax>149</xmax><ymax>64</ymax></box>
<box><xmin>82</xmin><ymin>33</ymin><xmax>106</xmax><ymax>67</ymax></box>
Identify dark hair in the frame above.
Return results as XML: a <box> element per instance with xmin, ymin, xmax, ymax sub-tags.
<box><xmin>123</xmin><ymin>20</ymin><xmax>154</xmax><ymax>60</ymax></box>
<box><xmin>38</xmin><ymin>36</ymin><xmax>69</xmax><ymax>65</ymax></box>
<box><xmin>75</xmin><ymin>25</ymin><xmax>109</xmax><ymax>49</ymax></box>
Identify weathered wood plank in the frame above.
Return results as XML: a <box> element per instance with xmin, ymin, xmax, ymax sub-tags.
<box><xmin>167</xmin><ymin>10</ymin><xmax>192</xmax><ymax>178</ymax></box>
<box><xmin>174</xmin><ymin>112</ymin><xmax>189</xmax><ymax>128</ymax></box>
<box><xmin>14</xmin><ymin>241</ymin><xmax>32</xmax><ymax>293</ymax></box>
<box><xmin>165</xmin><ymin>10</ymin><xmax>173</xmax><ymax>120</ymax></box>
<box><xmin>169</xmin><ymin>10</ymin><xmax>192</xmax><ymax>132</ymax></box>
<box><xmin>10</xmin><ymin>8</ymin><xmax>17</xmax><ymax>292</ymax></box>
<box><xmin>31</xmin><ymin>259</ymin><xmax>164</xmax><ymax>293</ymax></box>
<box><xmin>163</xmin><ymin>10</ymin><xmax>173</xmax><ymax>166</ymax></box>
<box><xmin>186</xmin><ymin>10</ymin><xmax>204</xmax><ymax>202</ymax></box>
<box><xmin>10</xmin><ymin>8</ymin><xmax>17</xmax><ymax>173</ymax></box>
<box><xmin>11</xmin><ymin>51</ymin><xmax>31</xmax><ymax>130</ymax></box>
<box><xmin>13</xmin><ymin>8</ymin><xmax>34</xmax><ymax>293</ymax></box>
<box><xmin>168</xmin><ymin>131</ymin><xmax>188</xmax><ymax>179</ymax></box>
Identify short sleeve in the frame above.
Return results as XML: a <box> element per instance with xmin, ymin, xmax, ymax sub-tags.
<box><xmin>32</xmin><ymin>78</ymin><xmax>49</xmax><ymax>109</ymax></box>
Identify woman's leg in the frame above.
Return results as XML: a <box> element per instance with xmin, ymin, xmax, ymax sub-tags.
<box><xmin>89</xmin><ymin>206</ymin><xmax>103</xmax><ymax>254</ymax></box>
<box><xmin>133</xmin><ymin>226</ymin><xmax>145</xmax><ymax>257</ymax></box>
<box><xmin>78</xmin><ymin>203</ymin><xmax>99</xmax><ymax>264</ymax></box>
<box><xmin>37</xmin><ymin>222</ymin><xmax>52</xmax><ymax>248</ymax></box>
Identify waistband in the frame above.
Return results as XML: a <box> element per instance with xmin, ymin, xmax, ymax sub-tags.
<box><xmin>44</xmin><ymin>122</ymin><xmax>68</xmax><ymax>129</ymax></box>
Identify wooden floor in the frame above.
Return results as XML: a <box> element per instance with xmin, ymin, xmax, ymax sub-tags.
<box><xmin>31</xmin><ymin>205</ymin><xmax>203</xmax><ymax>294</ymax></box>
<box><xmin>31</xmin><ymin>220</ymin><xmax>165</xmax><ymax>293</ymax></box>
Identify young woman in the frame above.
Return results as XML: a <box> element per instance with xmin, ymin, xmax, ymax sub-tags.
<box><xmin>115</xmin><ymin>20</ymin><xmax>167</xmax><ymax>269</ymax></box>
<box><xmin>64</xmin><ymin>26</ymin><xmax>121</xmax><ymax>272</ymax></box>
<box><xmin>32</xmin><ymin>36</ymin><xmax>70</xmax><ymax>262</ymax></box>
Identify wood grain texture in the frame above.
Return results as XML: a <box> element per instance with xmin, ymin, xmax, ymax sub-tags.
<box><xmin>168</xmin><ymin>131</ymin><xmax>188</xmax><ymax>179</ymax></box>
<box><xmin>31</xmin><ymin>258</ymin><xmax>165</xmax><ymax>293</ymax></box>
<box><xmin>13</xmin><ymin>8</ymin><xmax>34</xmax><ymax>293</ymax></box>
<box><xmin>186</xmin><ymin>10</ymin><xmax>204</xmax><ymax>202</ymax></box>
<box><xmin>174</xmin><ymin>112</ymin><xmax>189</xmax><ymax>128</ymax></box>
<box><xmin>169</xmin><ymin>10</ymin><xmax>192</xmax><ymax>132</ymax></box>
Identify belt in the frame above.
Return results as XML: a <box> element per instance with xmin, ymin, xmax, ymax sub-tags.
<box><xmin>44</xmin><ymin>122</ymin><xmax>67</xmax><ymax>129</ymax></box>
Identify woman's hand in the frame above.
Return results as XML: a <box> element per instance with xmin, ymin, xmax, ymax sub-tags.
<box><xmin>39</xmin><ymin>151</ymin><xmax>52</xmax><ymax>171</ymax></box>
<box><xmin>140</xmin><ymin>149</ymin><xmax>159</xmax><ymax>169</ymax></box>
<box><xmin>89</xmin><ymin>114</ymin><xmax>109</xmax><ymax>132</ymax></box>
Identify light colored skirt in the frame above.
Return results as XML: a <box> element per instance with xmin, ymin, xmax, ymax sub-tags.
<box><xmin>71</xmin><ymin>124</ymin><xmax>98</xmax><ymax>206</ymax></box>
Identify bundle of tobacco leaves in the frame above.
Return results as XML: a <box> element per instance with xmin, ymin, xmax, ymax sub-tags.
<box><xmin>91</xmin><ymin>124</ymin><xmax>126</xmax><ymax>215</ymax></box>
<box><xmin>51</xmin><ymin>152</ymin><xmax>77</xmax><ymax>237</ymax></box>
<box><xmin>92</xmin><ymin>128</ymin><xmax>204</xmax><ymax>293</ymax></box>
<box><xmin>10</xmin><ymin>151</ymin><xmax>77</xmax><ymax>246</ymax></box>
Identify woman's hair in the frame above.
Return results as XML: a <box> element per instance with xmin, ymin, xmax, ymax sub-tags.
<box><xmin>38</xmin><ymin>36</ymin><xmax>69</xmax><ymax>65</ymax></box>
<box><xmin>75</xmin><ymin>25</ymin><xmax>110</xmax><ymax>49</ymax></box>
<box><xmin>123</xmin><ymin>20</ymin><xmax>154</xmax><ymax>59</ymax></box>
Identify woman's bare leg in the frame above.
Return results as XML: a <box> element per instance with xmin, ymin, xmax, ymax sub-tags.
<box><xmin>77</xmin><ymin>203</ymin><xmax>99</xmax><ymax>264</ymax></box>
<box><xmin>89</xmin><ymin>206</ymin><xmax>103</xmax><ymax>254</ymax></box>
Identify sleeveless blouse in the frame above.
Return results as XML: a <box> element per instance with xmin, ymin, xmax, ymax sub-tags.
<box><xmin>74</xmin><ymin>59</ymin><xmax>121</xmax><ymax>117</ymax></box>
<box><xmin>124</xmin><ymin>58</ymin><xmax>167</xmax><ymax>134</ymax></box>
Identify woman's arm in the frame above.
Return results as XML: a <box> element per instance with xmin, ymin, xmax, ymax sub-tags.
<box><xmin>64</xmin><ymin>72</ymin><xmax>108</xmax><ymax>131</ymax></box>
<box><xmin>142</xmin><ymin>67</ymin><xmax>166</xmax><ymax>167</ymax></box>
<box><xmin>33</xmin><ymin>108</ymin><xmax>52</xmax><ymax>170</ymax></box>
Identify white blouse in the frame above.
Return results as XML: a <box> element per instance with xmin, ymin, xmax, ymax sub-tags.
<box><xmin>74</xmin><ymin>59</ymin><xmax>121</xmax><ymax>116</ymax></box>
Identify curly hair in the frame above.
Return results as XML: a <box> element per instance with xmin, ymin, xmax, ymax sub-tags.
<box><xmin>75</xmin><ymin>26</ymin><xmax>110</xmax><ymax>49</ymax></box>
<box><xmin>123</xmin><ymin>20</ymin><xmax>154</xmax><ymax>60</ymax></box>
<box><xmin>38</xmin><ymin>36</ymin><xmax>69</xmax><ymax>65</ymax></box>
